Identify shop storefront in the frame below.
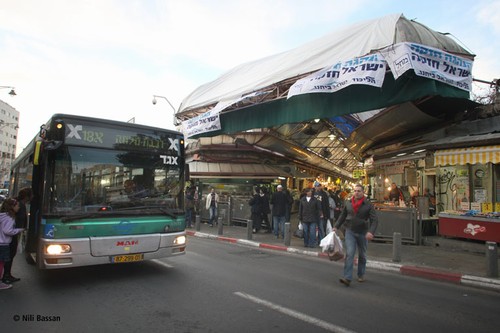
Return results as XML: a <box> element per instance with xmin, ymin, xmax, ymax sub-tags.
<box><xmin>188</xmin><ymin>161</ymin><xmax>315</xmax><ymax>225</ymax></box>
<box><xmin>365</xmin><ymin>154</ymin><xmax>430</xmax><ymax>244</ymax></box>
<box><xmin>434</xmin><ymin>145</ymin><xmax>500</xmax><ymax>242</ymax></box>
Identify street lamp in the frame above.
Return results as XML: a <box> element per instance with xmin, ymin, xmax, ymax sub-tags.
<box><xmin>152</xmin><ymin>95</ymin><xmax>178</xmax><ymax>125</ymax></box>
<box><xmin>0</xmin><ymin>86</ymin><xmax>17</xmax><ymax>96</ymax></box>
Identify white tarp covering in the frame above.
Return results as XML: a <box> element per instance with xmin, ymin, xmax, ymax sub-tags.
<box><xmin>179</xmin><ymin>13</ymin><xmax>473</xmax><ymax>114</ymax></box>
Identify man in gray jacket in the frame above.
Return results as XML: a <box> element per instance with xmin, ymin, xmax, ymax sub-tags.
<box><xmin>334</xmin><ymin>184</ymin><xmax>378</xmax><ymax>287</ymax></box>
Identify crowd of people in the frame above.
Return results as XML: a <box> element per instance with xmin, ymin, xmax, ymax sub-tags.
<box><xmin>186</xmin><ymin>182</ymin><xmax>379</xmax><ymax>288</ymax></box>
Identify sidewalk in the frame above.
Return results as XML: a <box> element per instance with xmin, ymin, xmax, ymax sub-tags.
<box><xmin>186</xmin><ymin>221</ymin><xmax>500</xmax><ymax>292</ymax></box>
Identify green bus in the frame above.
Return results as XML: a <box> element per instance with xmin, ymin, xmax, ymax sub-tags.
<box><xmin>9</xmin><ymin>114</ymin><xmax>187</xmax><ymax>269</ymax></box>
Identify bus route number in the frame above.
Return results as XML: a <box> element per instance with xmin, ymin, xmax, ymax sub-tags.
<box><xmin>82</xmin><ymin>130</ymin><xmax>104</xmax><ymax>144</ymax></box>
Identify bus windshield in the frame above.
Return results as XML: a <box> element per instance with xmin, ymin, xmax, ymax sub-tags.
<box><xmin>45</xmin><ymin>146</ymin><xmax>183</xmax><ymax>216</ymax></box>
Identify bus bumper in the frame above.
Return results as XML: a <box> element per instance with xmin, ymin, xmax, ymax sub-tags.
<box><xmin>36</xmin><ymin>231</ymin><xmax>186</xmax><ymax>269</ymax></box>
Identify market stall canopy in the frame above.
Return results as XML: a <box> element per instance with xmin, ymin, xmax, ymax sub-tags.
<box><xmin>177</xmin><ymin>13</ymin><xmax>474</xmax><ymax>138</ymax></box>
<box><xmin>434</xmin><ymin>145</ymin><xmax>500</xmax><ymax>166</ymax></box>
<box><xmin>188</xmin><ymin>161</ymin><xmax>284</xmax><ymax>179</ymax></box>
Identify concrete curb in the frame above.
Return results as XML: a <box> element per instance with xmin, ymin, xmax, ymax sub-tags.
<box><xmin>186</xmin><ymin>231</ymin><xmax>500</xmax><ymax>292</ymax></box>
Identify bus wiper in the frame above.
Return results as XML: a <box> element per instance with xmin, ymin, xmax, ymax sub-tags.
<box><xmin>61</xmin><ymin>206</ymin><xmax>181</xmax><ymax>222</ymax></box>
<box><xmin>61</xmin><ymin>211</ymin><xmax>112</xmax><ymax>222</ymax></box>
<box><xmin>111</xmin><ymin>206</ymin><xmax>180</xmax><ymax>219</ymax></box>
<box><xmin>159</xmin><ymin>208</ymin><xmax>177</xmax><ymax>219</ymax></box>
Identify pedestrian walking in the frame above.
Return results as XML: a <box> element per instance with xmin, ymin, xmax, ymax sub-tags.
<box><xmin>313</xmin><ymin>182</ymin><xmax>330</xmax><ymax>244</ymax></box>
<box><xmin>2</xmin><ymin>188</ymin><xmax>32</xmax><ymax>284</ymax></box>
<box><xmin>249</xmin><ymin>186</ymin><xmax>263</xmax><ymax>233</ymax></box>
<box><xmin>0</xmin><ymin>198</ymin><xmax>24</xmax><ymax>290</ymax></box>
<box><xmin>298</xmin><ymin>188</ymin><xmax>323</xmax><ymax>248</ymax></box>
<box><xmin>284</xmin><ymin>188</ymin><xmax>293</xmax><ymax>223</ymax></box>
<box><xmin>270</xmin><ymin>185</ymin><xmax>288</xmax><ymax>239</ymax></box>
<box><xmin>205</xmin><ymin>187</ymin><xmax>219</xmax><ymax>227</ymax></box>
<box><xmin>334</xmin><ymin>184</ymin><xmax>378</xmax><ymax>287</ymax></box>
<box><xmin>185</xmin><ymin>186</ymin><xmax>195</xmax><ymax>228</ymax></box>
<box><xmin>331</xmin><ymin>189</ymin><xmax>343</xmax><ymax>220</ymax></box>
<box><xmin>259</xmin><ymin>188</ymin><xmax>272</xmax><ymax>232</ymax></box>
<box><xmin>327</xmin><ymin>193</ymin><xmax>336</xmax><ymax>233</ymax></box>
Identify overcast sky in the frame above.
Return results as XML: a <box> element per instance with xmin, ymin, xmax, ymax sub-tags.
<box><xmin>1</xmin><ymin>0</ymin><xmax>499</xmax><ymax>155</ymax></box>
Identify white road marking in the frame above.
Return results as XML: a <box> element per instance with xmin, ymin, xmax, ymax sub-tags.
<box><xmin>151</xmin><ymin>259</ymin><xmax>174</xmax><ymax>268</ymax></box>
<box><xmin>234</xmin><ymin>292</ymin><xmax>357</xmax><ymax>333</ymax></box>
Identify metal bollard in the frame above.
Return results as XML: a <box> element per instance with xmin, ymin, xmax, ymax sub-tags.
<box><xmin>284</xmin><ymin>222</ymin><xmax>291</xmax><ymax>246</ymax></box>
<box><xmin>247</xmin><ymin>219</ymin><xmax>253</xmax><ymax>240</ymax></box>
<box><xmin>392</xmin><ymin>232</ymin><xmax>402</xmax><ymax>262</ymax></box>
<box><xmin>217</xmin><ymin>217</ymin><xmax>223</xmax><ymax>235</ymax></box>
<box><xmin>195</xmin><ymin>215</ymin><xmax>201</xmax><ymax>231</ymax></box>
<box><xmin>486</xmin><ymin>241</ymin><xmax>498</xmax><ymax>278</ymax></box>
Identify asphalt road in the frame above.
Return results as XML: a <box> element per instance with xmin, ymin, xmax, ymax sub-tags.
<box><xmin>1</xmin><ymin>237</ymin><xmax>499</xmax><ymax>333</ymax></box>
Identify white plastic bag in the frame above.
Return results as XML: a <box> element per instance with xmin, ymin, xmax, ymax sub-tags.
<box><xmin>320</xmin><ymin>231</ymin><xmax>344</xmax><ymax>261</ymax></box>
<box><xmin>294</xmin><ymin>222</ymin><xmax>304</xmax><ymax>238</ymax></box>
<box><xmin>333</xmin><ymin>232</ymin><xmax>343</xmax><ymax>253</ymax></box>
<box><xmin>319</xmin><ymin>231</ymin><xmax>334</xmax><ymax>252</ymax></box>
<box><xmin>326</xmin><ymin>219</ymin><xmax>333</xmax><ymax>234</ymax></box>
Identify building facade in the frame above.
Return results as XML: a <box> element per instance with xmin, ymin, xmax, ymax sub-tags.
<box><xmin>0</xmin><ymin>99</ymin><xmax>19</xmax><ymax>188</ymax></box>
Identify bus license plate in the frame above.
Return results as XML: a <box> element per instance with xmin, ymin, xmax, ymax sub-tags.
<box><xmin>112</xmin><ymin>254</ymin><xmax>144</xmax><ymax>263</ymax></box>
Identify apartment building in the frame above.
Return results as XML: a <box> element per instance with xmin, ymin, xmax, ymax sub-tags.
<box><xmin>0</xmin><ymin>99</ymin><xmax>19</xmax><ymax>188</ymax></box>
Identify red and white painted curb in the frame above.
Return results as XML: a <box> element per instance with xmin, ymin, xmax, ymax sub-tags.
<box><xmin>186</xmin><ymin>231</ymin><xmax>500</xmax><ymax>292</ymax></box>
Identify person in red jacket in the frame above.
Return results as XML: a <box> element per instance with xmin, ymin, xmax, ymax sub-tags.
<box><xmin>334</xmin><ymin>184</ymin><xmax>378</xmax><ymax>287</ymax></box>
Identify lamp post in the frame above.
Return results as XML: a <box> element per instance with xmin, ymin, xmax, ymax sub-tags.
<box><xmin>152</xmin><ymin>95</ymin><xmax>178</xmax><ymax>126</ymax></box>
<box><xmin>0</xmin><ymin>86</ymin><xmax>17</xmax><ymax>96</ymax></box>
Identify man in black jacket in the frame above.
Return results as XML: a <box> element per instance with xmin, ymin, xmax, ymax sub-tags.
<box><xmin>313</xmin><ymin>182</ymin><xmax>330</xmax><ymax>244</ymax></box>
<box><xmin>334</xmin><ymin>184</ymin><xmax>378</xmax><ymax>287</ymax></box>
<box><xmin>299</xmin><ymin>188</ymin><xmax>323</xmax><ymax>248</ymax></box>
<box><xmin>249</xmin><ymin>187</ymin><xmax>262</xmax><ymax>233</ymax></box>
<box><xmin>271</xmin><ymin>185</ymin><xmax>289</xmax><ymax>239</ymax></box>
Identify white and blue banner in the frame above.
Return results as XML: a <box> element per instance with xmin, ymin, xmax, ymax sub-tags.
<box><xmin>182</xmin><ymin>101</ymin><xmax>227</xmax><ymax>138</ymax></box>
<box><xmin>182</xmin><ymin>92</ymin><xmax>265</xmax><ymax>137</ymax></box>
<box><xmin>380</xmin><ymin>42</ymin><xmax>473</xmax><ymax>92</ymax></box>
<box><xmin>287</xmin><ymin>54</ymin><xmax>386</xmax><ymax>99</ymax></box>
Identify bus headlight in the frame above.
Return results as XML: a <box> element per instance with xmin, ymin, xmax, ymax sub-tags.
<box><xmin>46</xmin><ymin>244</ymin><xmax>71</xmax><ymax>255</ymax></box>
<box><xmin>174</xmin><ymin>236</ymin><xmax>186</xmax><ymax>245</ymax></box>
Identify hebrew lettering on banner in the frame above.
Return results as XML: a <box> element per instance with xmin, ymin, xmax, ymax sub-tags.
<box><xmin>287</xmin><ymin>54</ymin><xmax>386</xmax><ymax>99</ymax></box>
<box><xmin>182</xmin><ymin>91</ymin><xmax>266</xmax><ymax>138</ymax></box>
<box><xmin>379</xmin><ymin>42</ymin><xmax>473</xmax><ymax>92</ymax></box>
<box><xmin>181</xmin><ymin>99</ymin><xmax>234</xmax><ymax>138</ymax></box>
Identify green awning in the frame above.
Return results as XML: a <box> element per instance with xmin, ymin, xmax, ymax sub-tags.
<box><xmin>197</xmin><ymin>71</ymin><xmax>469</xmax><ymax>138</ymax></box>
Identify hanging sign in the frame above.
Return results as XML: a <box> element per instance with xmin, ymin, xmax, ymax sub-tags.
<box><xmin>380</xmin><ymin>42</ymin><xmax>473</xmax><ymax>92</ymax></box>
<box><xmin>352</xmin><ymin>169</ymin><xmax>365</xmax><ymax>179</ymax></box>
<box><xmin>287</xmin><ymin>54</ymin><xmax>386</xmax><ymax>99</ymax></box>
<box><xmin>182</xmin><ymin>100</ymin><xmax>234</xmax><ymax>138</ymax></box>
<box><xmin>182</xmin><ymin>91</ymin><xmax>267</xmax><ymax>138</ymax></box>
